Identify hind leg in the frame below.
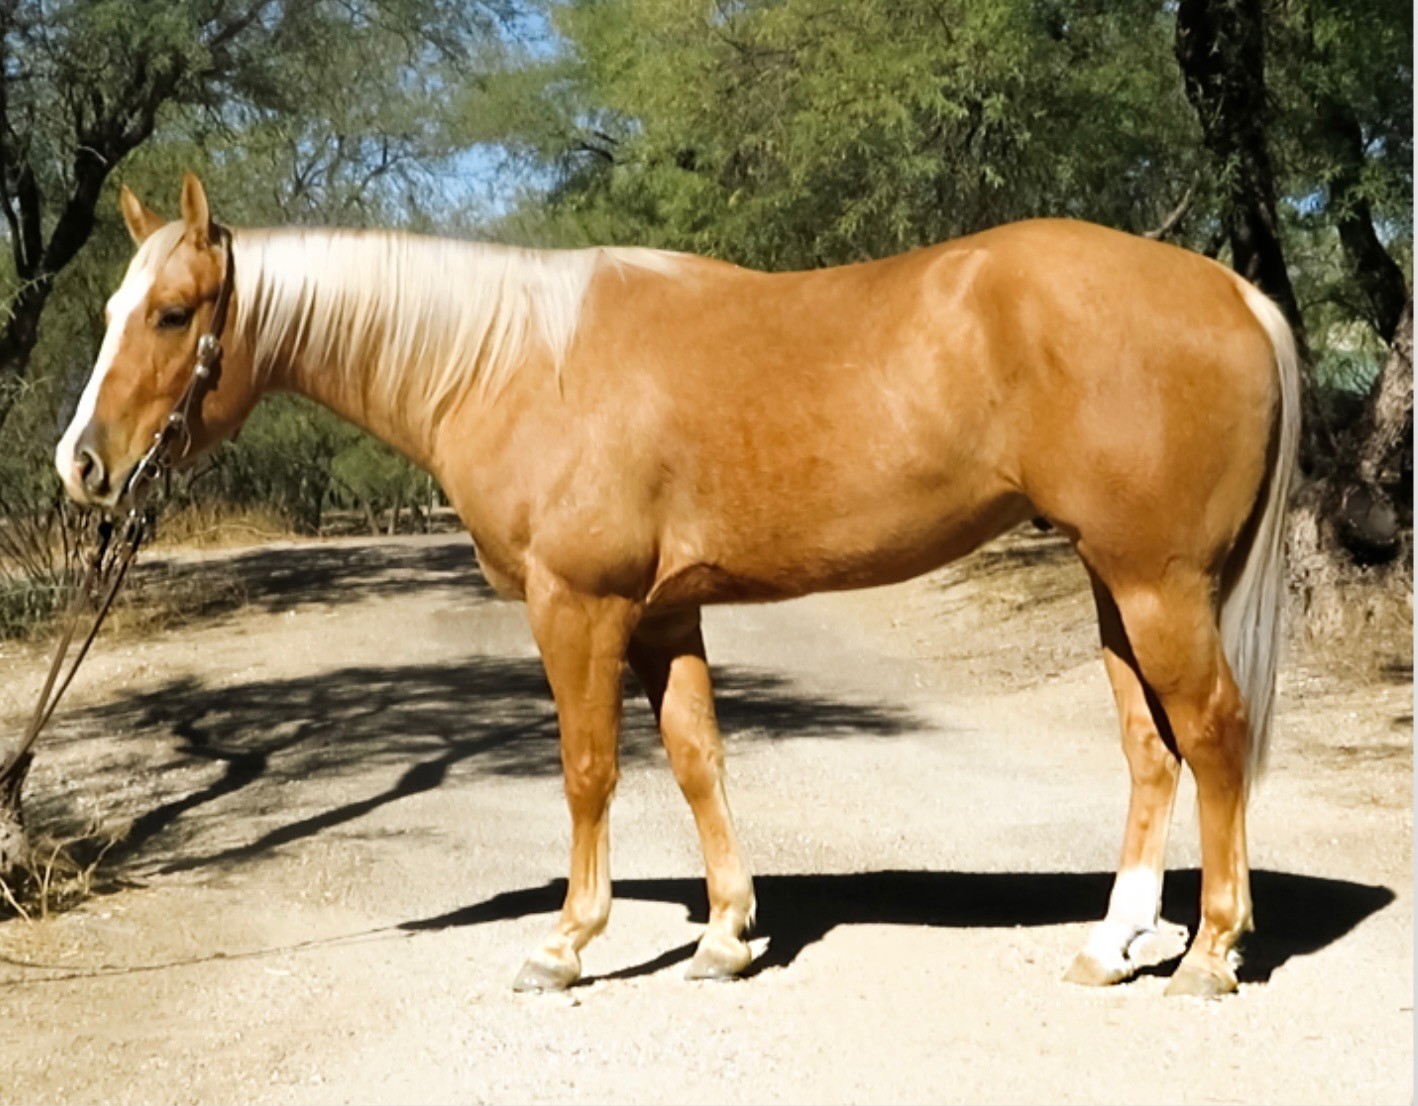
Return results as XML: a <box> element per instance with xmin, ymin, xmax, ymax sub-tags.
<box><xmin>1065</xmin><ymin>574</ymin><xmax>1187</xmax><ymax>986</ymax></box>
<box><xmin>1107</xmin><ymin>573</ymin><xmax>1255</xmax><ymax>996</ymax></box>
<box><xmin>628</xmin><ymin>610</ymin><xmax>756</xmax><ymax>979</ymax></box>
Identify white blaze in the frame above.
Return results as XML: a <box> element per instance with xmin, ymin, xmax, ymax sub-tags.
<box><xmin>55</xmin><ymin>268</ymin><xmax>154</xmax><ymax>501</ymax></box>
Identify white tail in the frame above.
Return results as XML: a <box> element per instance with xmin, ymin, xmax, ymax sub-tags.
<box><xmin>1223</xmin><ymin>281</ymin><xmax>1302</xmax><ymax>787</ymax></box>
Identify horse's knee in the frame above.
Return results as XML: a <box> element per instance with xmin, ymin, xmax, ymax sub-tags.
<box><xmin>1121</xmin><ymin>710</ymin><xmax>1177</xmax><ymax>782</ymax></box>
<box><xmin>562</xmin><ymin>748</ymin><xmax>618</xmax><ymax>812</ymax></box>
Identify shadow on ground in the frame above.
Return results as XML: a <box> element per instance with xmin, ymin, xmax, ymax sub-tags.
<box><xmin>403</xmin><ymin>867</ymin><xmax>1396</xmax><ymax>987</ymax></box>
<box><xmin>5</xmin><ymin>534</ymin><xmax>1401</xmax><ymax>984</ymax></box>
<box><xmin>135</xmin><ymin>534</ymin><xmax>492</xmax><ymax>619</ymax></box>
<box><xmin>18</xmin><ymin>650</ymin><xmax>916</xmax><ymax>886</ymax></box>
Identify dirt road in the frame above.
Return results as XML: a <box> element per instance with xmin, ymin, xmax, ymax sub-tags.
<box><xmin>0</xmin><ymin>530</ymin><xmax>1410</xmax><ymax>1104</ymax></box>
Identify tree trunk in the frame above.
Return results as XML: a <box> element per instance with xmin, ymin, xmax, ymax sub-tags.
<box><xmin>1313</xmin><ymin>95</ymin><xmax>1408</xmax><ymax>343</ymax></box>
<box><xmin>1359</xmin><ymin>299</ymin><xmax>1414</xmax><ymax>485</ymax></box>
<box><xmin>1293</xmin><ymin>3</ymin><xmax>1411</xmax><ymax>347</ymax></box>
<box><xmin>1334</xmin><ymin>297</ymin><xmax>1414</xmax><ymax>560</ymax></box>
<box><xmin>387</xmin><ymin>487</ymin><xmax>403</xmax><ymax>537</ymax></box>
<box><xmin>0</xmin><ymin>39</ymin><xmax>188</xmax><ymax>429</ymax></box>
<box><xmin>1295</xmin><ymin>298</ymin><xmax>1414</xmax><ymax>572</ymax></box>
<box><xmin>0</xmin><ymin>751</ymin><xmax>31</xmax><ymax>878</ymax></box>
<box><xmin>1174</xmin><ymin>0</ymin><xmax>1304</xmax><ymax>339</ymax></box>
<box><xmin>1172</xmin><ymin>0</ymin><xmax>1348</xmax><ymax>478</ymax></box>
<box><xmin>0</xmin><ymin>148</ymin><xmax>138</xmax><ymax>418</ymax></box>
<box><xmin>0</xmin><ymin>280</ymin><xmax>49</xmax><ymax>385</ymax></box>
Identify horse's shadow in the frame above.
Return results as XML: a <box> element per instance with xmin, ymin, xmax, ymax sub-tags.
<box><xmin>401</xmin><ymin>867</ymin><xmax>1396</xmax><ymax>986</ymax></box>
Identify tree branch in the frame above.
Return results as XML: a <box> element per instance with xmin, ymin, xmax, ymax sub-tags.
<box><xmin>1144</xmin><ymin>183</ymin><xmax>1195</xmax><ymax>241</ymax></box>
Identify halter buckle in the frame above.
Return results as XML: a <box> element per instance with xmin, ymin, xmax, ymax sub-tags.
<box><xmin>196</xmin><ymin>333</ymin><xmax>221</xmax><ymax>366</ymax></box>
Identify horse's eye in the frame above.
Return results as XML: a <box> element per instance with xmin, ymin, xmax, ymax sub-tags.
<box><xmin>156</xmin><ymin>306</ymin><xmax>193</xmax><ymax>331</ymax></box>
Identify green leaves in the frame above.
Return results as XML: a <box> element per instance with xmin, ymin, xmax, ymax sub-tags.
<box><xmin>486</xmin><ymin>0</ymin><xmax>1206</xmax><ymax>269</ymax></box>
<box><xmin>473</xmin><ymin>0</ymin><xmax>1407</xmax><ymax>390</ymax></box>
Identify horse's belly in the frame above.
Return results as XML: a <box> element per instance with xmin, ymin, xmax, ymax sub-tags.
<box><xmin>647</xmin><ymin>482</ymin><xmax>1030</xmax><ymax>608</ymax></box>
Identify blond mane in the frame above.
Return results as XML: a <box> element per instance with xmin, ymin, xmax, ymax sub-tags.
<box><xmin>231</xmin><ymin>227</ymin><xmax>678</xmax><ymax>430</ymax></box>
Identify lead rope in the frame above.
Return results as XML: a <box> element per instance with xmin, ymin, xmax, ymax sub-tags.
<box><xmin>0</xmin><ymin>512</ymin><xmax>146</xmax><ymax>789</ymax></box>
<box><xmin>0</xmin><ymin>224</ymin><xmax>234</xmax><ymax>790</ymax></box>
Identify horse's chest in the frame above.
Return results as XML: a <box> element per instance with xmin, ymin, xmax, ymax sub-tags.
<box><xmin>474</xmin><ymin>547</ymin><xmax>527</xmax><ymax>600</ymax></box>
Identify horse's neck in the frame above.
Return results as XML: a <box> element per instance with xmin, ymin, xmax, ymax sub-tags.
<box><xmin>234</xmin><ymin>226</ymin><xmax>612</xmax><ymax>472</ymax></box>
<box><xmin>233</xmin><ymin>228</ymin><xmax>482</xmax><ymax>469</ymax></box>
<box><xmin>257</xmin><ymin>333</ymin><xmax>434</xmax><ymax>467</ymax></box>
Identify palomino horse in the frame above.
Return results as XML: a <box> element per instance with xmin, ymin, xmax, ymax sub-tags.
<box><xmin>57</xmin><ymin>174</ymin><xmax>1298</xmax><ymax>997</ymax></box>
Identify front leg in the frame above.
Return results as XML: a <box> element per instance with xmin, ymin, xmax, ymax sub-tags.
<box><xmin>512</xmin><ymin>572</ymin><xmax>640</xmax><ymax>993</ymax></box>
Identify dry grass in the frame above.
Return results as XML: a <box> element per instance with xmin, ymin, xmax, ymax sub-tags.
<box><xmin>1290</xmin><ymin>560</ymin><xmax>1413</xmax><ymax>695</ymax></box>
<box><xmin>0</xmin><ymin>505</ymin><xmax>280</xmax><ymax>644</ymax></box>
<box><xmin>0</xmin><ymin>824</ymin><xmax>127</xmax><ymax>922</ymax></box>
<box><xmin>103</xmin><ymin>558</ymin><xmax>250</xmax><ymax>638</ymax></box>
<box><xmin>917</xmin><ymin>526</ymin><xmax>1099</xmax><ymax>691</ymax></box>
<box><xmin>147</xmin><ymin>503</ymin><xmax>292</xmax><ymax>550</ymax></box>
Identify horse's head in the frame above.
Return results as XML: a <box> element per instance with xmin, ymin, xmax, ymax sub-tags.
<box><xmin>56</xmin><ymin>173</ymin><xmax>258</xmax><ymax>507</ymax></box>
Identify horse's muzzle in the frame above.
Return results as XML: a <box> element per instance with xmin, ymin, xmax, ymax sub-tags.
<box><xmin>55</xmin><ymin>429</ymin><xmax>122</xmax><ymax>509</ymax></box>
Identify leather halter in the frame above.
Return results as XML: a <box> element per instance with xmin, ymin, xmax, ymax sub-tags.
<box><xmin>120</xmin><ymin>222</ymin><xmax>235</xmax><ymax>504</ymax></box>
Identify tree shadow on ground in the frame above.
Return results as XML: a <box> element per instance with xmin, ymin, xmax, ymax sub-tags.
<box><xmin>11</xmin><ymin>643</ymin><xmax>1399</xmax><ymax>984</ymax></box>
<box><xmin>135</xmin><ymin>534</ymin><xmax>491</xmax><ymax>618</ymax></box>
<box><xmin>402</xmin><ymin>867</ymin><xmax>1395</xmax><ymax>987</ymax></box>
<box><xmin>7</xmin><ymin>533</ymin><xmax>1401</xmax><ymax>976</ymax></box>
<box><xmin>23</xmin><ymin>653</ymin><xmax>916</xmax><ymax>884</ymax></box>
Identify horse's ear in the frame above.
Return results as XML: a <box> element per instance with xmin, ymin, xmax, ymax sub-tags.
<box><xmin>179</xmin><ymin>171</ymin><xmax>211</xmax><ymax>247</ymax></box>
<box><xmin>119</xmin><ymin>186</ymin><xmax>164</xmax><ymax>246</ymax></box>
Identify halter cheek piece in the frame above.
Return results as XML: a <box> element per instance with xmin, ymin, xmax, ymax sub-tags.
<box><xmin>0</xmin><ymin>223</ymin><xmax>236</xmax><ymax>793</ymax></box>
<box><xmin>120</xmin><ymin>223</ymin><xmax>236</xmax><ymax>503</ymax></box>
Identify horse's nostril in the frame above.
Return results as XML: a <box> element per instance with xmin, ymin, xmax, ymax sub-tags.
<box><xmin>76</xmin><ymin>446</ymin><xmax>107</xmax><ymax>496</ymax></box>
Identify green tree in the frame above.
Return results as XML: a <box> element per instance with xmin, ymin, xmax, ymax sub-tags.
<box><xmin>1175</xmin><ymin>0</ymin><xmax>1303</xmax><ymax>333</ymax></box>
<box><xmin>472</xmin><ymin>0</ymin><xmax>1209</xmax><ymax>268</ymax></box>
<box><xmin>1271</xmin><ymin>0</ymin><xmax>1411</xmax><ymax>345</ymax></box>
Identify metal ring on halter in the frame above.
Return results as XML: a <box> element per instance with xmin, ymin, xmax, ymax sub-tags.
<box><xmin>118</xmin><ymin>441</ymin><xmax>165</xmax><ymax>506</ymax></box>
<box><xmin>168</xmin><ymin>409</ymin><xmax>194</xmax><ymax>459</ymax></box>
<box><xmin>196</xmin><ymin>333</ymin><xmax>221</xmax><ymax>366</ymax></box>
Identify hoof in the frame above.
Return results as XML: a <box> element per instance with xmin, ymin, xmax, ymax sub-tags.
<box><xmin>1164</xmin><ymin>960</ymin><xmax>1237</xmax><ymax>998</ymax></box>
<box><xmin>512</xmin><ymin>953</ymin><xmax>580</xmax><ymax>993</ymax></box>
<box><xmin>1063</xmin><ymin>951</ymin><xmax>1130</xmax><ymax>987</ymax></box>
<box><xmin>685</xmin><ymin>934</ymin><xmax>752</xmax><ymax>981</ymax></box>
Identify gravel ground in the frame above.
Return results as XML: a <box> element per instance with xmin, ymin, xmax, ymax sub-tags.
<box><xmin>0</xmin><ymin>529</ymin><xmax>1410</xmax><ymax>1105</ymax></box>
